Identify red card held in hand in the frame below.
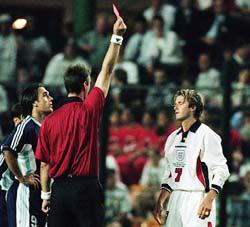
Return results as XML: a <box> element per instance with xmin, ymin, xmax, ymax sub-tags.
<box><xmin>113</xmin><ymin>4</ymin><xmax>120</xmax><ymax>19</ymax></box>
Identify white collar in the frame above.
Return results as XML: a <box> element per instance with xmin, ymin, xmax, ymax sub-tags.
<box><xmin>31</xmin><ymin>116</ymin><xmax>41</xmax><ymax>127</ymax></box>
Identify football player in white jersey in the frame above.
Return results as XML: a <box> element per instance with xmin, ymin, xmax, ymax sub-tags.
<box><xmin>154</xmin><ymin>89</ymin><xmax>230</xmax><ymax>227</ymax></box>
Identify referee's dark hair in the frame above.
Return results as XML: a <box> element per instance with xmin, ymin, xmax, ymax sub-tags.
<box><xmin>64</xmin><ymin>64</ymin><xmax>91</xmax><ymax>94</ymax></box>
<box><xmin>174</xmin><ymin>89</ymin><xmax>204</xmax><ymax>119</ymax></box>
<box><xmin>21</xmin><ymin>83</ymin><xmax>43</xmax><ymax>117</ymax></box>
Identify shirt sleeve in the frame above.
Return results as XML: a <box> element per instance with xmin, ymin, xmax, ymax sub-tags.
<box><xmin>84</xmin><ymin>87</ymin><xmax>105</xmax><ymax>129</ymax></box>
<box><xmin>84</xmin><ymin>87</ymin><xmax>105</xmax><ymax>114</ymax></box>
<box><xmin>202</xmin><ymin>131</ymin><xmax>230</xmax><ymax>193</ymax></box>
<box><xmin>160</xmin><ymin>134</ymin><xmax>174</xmax><ymax>193</ymax></box>
<box><xmin>1</xmin><ymin>124</ymin><xmax>26</xmax><ymax>154</ymax></box>
<box><xmin>35</xmin><ymin>122</ymin><xmax>49</xmax><ymax>163</ymax></box>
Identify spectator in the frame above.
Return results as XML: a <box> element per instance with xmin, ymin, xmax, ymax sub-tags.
<box><xmin>138</xmin><ymin>111</ymin><xmax>158</xmax><ymax>149</ymax></box>
<box><xmin>28</xmin><ymin>36</ymin><xmax>51</xmax><ymax>83</ymax></box>
<box><xmin>239</xmin><ymin>112</ymin><xmax>250</xmax><ymax>156</ymax></box>
<box><xmin>227</xmin><ymin>149</ymin><xmax>250</xmax><ymax>227</ymax></box>
<box><xmin>140</xmin><ymin>148</ymin><xmax>165</xmax><ymax>188</ymax></box>
<box><xmin>240</xmin><ymin>112</ymin><xmax>250</xmax><ymax>141</ymax></box>
<box><xmin>196</xmin><ymin>0</ymin><xmax>212</xmax><ymax>10</ymax></box>
<box><xmin>231</xmin><ymin>42</ymin><xmax>250</xmax><ymax>81</ymax></box>
<box><xmin>78</xmin><ymin>13</ymin><xmax>111</xmax><ymax>71</ymax></box>
<box><xmin>235</xmin><ymin>0</ymin><xmax>250</xmax><ymax>15</ymax></box>
<box><xmin>200</xmin><ymin>0</ymin><xmax>237</xmax><ymax>64</ymax></box>
<box><xmin>143</xmin><ymin>0</ymin><xmax>176</xmax><ymax>31</ymax></box>
<box><xmin>195</xmin><ymin>53</ymin><xmax>221</xmax><ymax>101</ymax></box>
<box><xmin>155</xmin><ymin>110</ymin><xmax>176</xmax><ymax>154</ymax></box>
<box><xmin>173</xmin><ymin>0</ymin><xmax>203</xmax><ymax>66</ymax></box>
<box><xmin>145</xmin><ymin>67</ymin><xmax>176</xmax><ymax>111</ymax></box>
<box><xmin>108</xmin><ymin>110</ymin><xmax>123</xmax><ymax>157</ymax></box>
<box><xmin>0</xmin><ymin>85</ymin><xmax>8</xmax><ymax>115</ymax></box>
<box><xmin>110</xmin><ymin>69</ymin><xmax>128</xmax><ymax>109</ymax></box>
<box><xmin>0</xmin><ymin>14</ymin><xmax>17</xmax><ymax>85</ymax></box>
<box><xmin>138</xmin><ymin>15</ymin><xmax>183</xmax><ymax>83</ymax></box>
<box><xmin>232</xmin><ymin>69</ymin><xmax>250</xmax><ymax>108</ymax></box>
<box><xmin>43</xmin><ymin>38</ymin><xmax>89</xmax><ymax>95</ymax></box>
<box><xmin>106</xmin><ymin>154</ymin><xmax>121</xmax><ymax>183</ymax></box>
<box><xmin>116</xmin><ymin>108</ymin><xmax>144</xmax><ymax>185</ymax></box>
<box><xmin>105</xmin><ymin>169</ymin><xmax>131</xmax><ymax>224</ymax></box>
<box><xmin>114</xmin><ymin>57</ymin><xmax>139</xmax><ymax>85</ymax></box>
<box><xmin>16</xmin><ymin>66</ymin><xmax>30</xmax><ymax>98</ymax></box>
<box><xmin>123</xmin><ymin>15</ymin><xmax>147</xmax><ymax>62</ymax></box>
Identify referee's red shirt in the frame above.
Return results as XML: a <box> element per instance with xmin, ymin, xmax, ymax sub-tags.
<box><xmin>35</xmin><ymin>87</ymin><xmax>105</xmax><ymax>178</ymax></box>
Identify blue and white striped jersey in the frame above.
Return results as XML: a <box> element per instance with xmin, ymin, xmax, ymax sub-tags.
<box><xmin>1</xmin><ymin>115</ymin><xmax>41</xmax><ymax>177</ymax></box>
<box><xmin>0</xmin><ymin>153</ymin><xmax>7</xmax><ymax>177</ymax></box>
<box><xmin>0</xmin><ymin>139</ymin><xmax>13</xmax><ymax>190</ymax></box>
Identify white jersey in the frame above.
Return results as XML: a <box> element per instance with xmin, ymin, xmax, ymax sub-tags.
<box><xmin>161</xmin><ymin>121</ymin><xmax>230</xmax><ymax>193</ymax></box>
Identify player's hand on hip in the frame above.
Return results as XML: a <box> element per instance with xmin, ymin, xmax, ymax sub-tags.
<box><xmin>197</xmin><ymin>196</ymin><xmax>212</xmax><ymax>219</ymax></box>
<box><xmin>42</xmin><ymin>199</ymin><xmax>50</xmax><ymax>213</ymax></box>
<box><xmin>21</xmin><ymin>173</ymin><xmax>40</xmax><ymax>188</ymax></box>
<box><xmin>113</xmin><ymin>17</ymin><xmax>127</xmax><ymax>36</ymax></box>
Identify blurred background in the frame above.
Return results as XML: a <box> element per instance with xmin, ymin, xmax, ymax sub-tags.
<box><xmin>0</xmin><ymin>0</ymin><xmax>250</xmax><ymax>226</ymax></box>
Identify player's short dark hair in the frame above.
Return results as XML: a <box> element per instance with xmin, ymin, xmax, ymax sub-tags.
<box><xmin>64</xmin><ymin>64</ymin><xmax>90</xmax><ymax>94</ymax></box>
<box><xmin>11</xmin><ymin>103</ymin><xmax>23</xmax><ymax>119</ymax></box>
<box><xmin>21</xmin><ymin>83</ymin><xmax>43</xmax><ymax>117</ymax></box>
<box><xmin>174</xmin><ymin>89</ymin><xmax>204</xmax><ymax>119</ymax></box>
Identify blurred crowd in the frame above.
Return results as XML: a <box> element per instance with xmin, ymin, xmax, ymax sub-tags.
<box><xmin>0</xmin><ymin>0</ymin><xmax>250</xmax><ymax>226</ymax></box>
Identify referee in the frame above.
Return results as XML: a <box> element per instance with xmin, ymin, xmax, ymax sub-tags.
<box><xmin>35</xmin><ymin>17</ymin><xmax>127</xmax><ymax>227</ymax></box>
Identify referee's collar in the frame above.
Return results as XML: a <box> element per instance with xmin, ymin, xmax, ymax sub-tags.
<box><xmin>177</xmin><ymin>120</ymin><xmax>201</xmax><ymax>135</ymax></box>
<box><xmin>62</xmin><ymin>96</ymin><xmax>83</xmax><ymax>105</ymax></box>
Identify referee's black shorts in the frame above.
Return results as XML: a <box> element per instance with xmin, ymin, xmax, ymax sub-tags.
<box><xmin>48</xmin><ymin>176</ymin><xmax>104</xmax><ymax>227</ymax></box>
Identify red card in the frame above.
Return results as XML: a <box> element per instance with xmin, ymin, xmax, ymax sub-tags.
<box><xmin>113</xmin><ymin>4</ymin><xmax>120</xmax><ymax>19</ymax></box>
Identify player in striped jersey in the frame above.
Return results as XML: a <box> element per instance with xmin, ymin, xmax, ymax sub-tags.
<box><xmin>0</xmin><ymin>103</ymin><xmax>23</xmax><ymax>227</ymax></box>
<box><xmin>154</xmin><ymin>89</ymin><xmax>230</xmax><ymax>227</ymax></box>
<box><xmin>2</xmin><ymin>84</ymin><xmax>53</xmax><ymax>227</ymax></box>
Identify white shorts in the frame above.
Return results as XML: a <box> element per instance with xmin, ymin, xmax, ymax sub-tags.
<box><xmin>165</xmin><ymin>190</ymin><xmax>216</xmax><ymax>227</ymax></box>
<box><xmin>16</xmin><ymin>183</ymin><xmax>46</xmax><ymax>227</ymax></box>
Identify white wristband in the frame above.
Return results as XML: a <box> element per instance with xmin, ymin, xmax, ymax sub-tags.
<box><xmin>41</xmin><ymin>191</ymin><xmax>51</xmax><ymax>200</ymax></box>
<box><xmin>110</xmin><ymin>34</ymin><xmax>123</xmax><ymax>45</ymax></box>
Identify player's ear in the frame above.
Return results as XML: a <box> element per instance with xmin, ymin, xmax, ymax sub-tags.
<box><xmin>190</xmin><ymin>105</ymin><xmax>196</xmax><ymax>113</ymax></box>
<box><xmin>84</xmin><ymin>79</ymin><xmax>89</xmax><ymax>86</ymax></box>
<box><xmin>33</xmin><ymin>100</ymin><xmax>39</xmax><ymax>107</ymax></box>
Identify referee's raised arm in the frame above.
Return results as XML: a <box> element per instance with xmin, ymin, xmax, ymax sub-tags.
<box><xmin>95</xmin><ymin>17</ymin><xmax>127</xmax><ymax>97</ymax></box>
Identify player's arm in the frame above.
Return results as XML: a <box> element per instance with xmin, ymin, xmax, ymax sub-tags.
<box><xmin>3</xmin><ymin>149</ymin><xmax>40</xmax><ymax>188</ymax></box>
<box><xmin>40</xmin><ymin>161</ymin><xmax>51</xmax><ymax>213</ymax></box>
<box><xmin>35</xmin><ymin>123</ymin><xmax>51</xmax><ymax>213</ymax></box>
<box><xmin>3</xmin><ymin>149</ymin><xmax>24</xmax><ymax>182</ymax></box>
<box><xmin>198</xmin><ymin>131</ymin><xmax>230</xmax><ymax>219</ymax></box>
<box><xmin>154</xmin><ymin>152</ymin><xmax>173</xmax><ymax>225</ymax></box>
<box><xmin>95</xmin><ymin>17</ymin><xmax>127</xmax><ymax>97</ymax></box>
<box><xmin>154</xmin><ymin>189</ymin><xmax>171</xmax><ymax>225</ymax></box>
<box><xmin>198</xmin><ymin>189</ymin><xmax>217</xmax><ymax>219</ymax></box>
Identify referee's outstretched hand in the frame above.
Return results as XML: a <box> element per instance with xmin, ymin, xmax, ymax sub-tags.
<box><xmin>113</xmin><ymin>17</ymin><xmax>127</xmax><ymax>36</ymax></box>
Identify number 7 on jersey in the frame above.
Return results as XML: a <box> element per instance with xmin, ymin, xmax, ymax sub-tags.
<box><xmin>175</xmin><ymin>167</ymin><xmax>183</xmax><ymax>182</ymax></box>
